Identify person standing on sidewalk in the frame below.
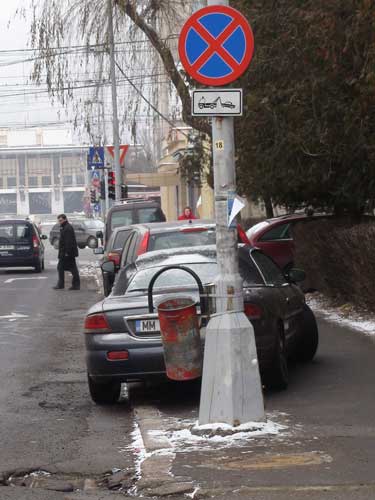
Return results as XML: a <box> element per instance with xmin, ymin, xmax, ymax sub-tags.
<box><xmin>53</xmin><ymin>214</ymin><xmax>80</xmax><ymax>290</ymax></box>
<box><xmin>178</xmin><ymin>206</ymin><xmax>198</xmax><ymax>220</ymax></box>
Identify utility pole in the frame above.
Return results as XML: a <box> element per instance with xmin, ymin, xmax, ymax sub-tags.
<box><xmin>107</xmin><ymin>0</ymin><xmax>121</xmax><ymax>202</ymax></box>
<box><xmin>198</xmin><ymin>0</ymin><xmax>265</xmax><ymax>425</ymax></box>
<box><xmin>100</xmin><ymin>94</ymin><xmax>110</xmax><ymax>218</ymax></box>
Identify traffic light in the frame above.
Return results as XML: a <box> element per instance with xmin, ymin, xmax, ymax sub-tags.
<box><xmin>121</xmin><ymin>184</ymin><xmax>128</xmax><ymax>199</ymax></box>
<box><xmin>90</xmin><ymin>189</ymin><xmax>96</xmax><ymax>203</ymax></box>
<box><xmin>108</xmin><ymin>171</ymin><xmax>116</xmax><ymax>200</ymax></box>
<box><xmin>100</xmin><ymin>179</ymin><xmax>105</xmax><ymax>200</ymax></box>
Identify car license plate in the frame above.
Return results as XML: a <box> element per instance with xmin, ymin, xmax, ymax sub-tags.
<box><xmin>135</xmin><ymin>319</ymin><xmax>160</xmax><ymax>333</ymax></box>
<box><xmin>0</xmin><ymin>245</ymin><xmax>14</xmax><ymax>250</ymax></box>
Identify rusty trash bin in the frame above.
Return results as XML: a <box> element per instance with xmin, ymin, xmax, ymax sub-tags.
<box><xmin>158</xmin><ymin>297</ymin><xmax>203</xmax><ymax>381</ymax></box>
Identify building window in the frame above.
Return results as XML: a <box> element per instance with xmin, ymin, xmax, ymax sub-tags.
<box><xmin>0</xmin><ymin>178</ymin><xmax>3</xmax><ymax>188</ymax></box>
<box><xmin>63</xmin><ymin>175</ymin><xmax>73</xmax><ymax>186</ymax></box>
<box><xmin>76</xmin><ymin>174</ymin><xmax>85</xmax><ymax>185</ymax></box>
<box><xmin>28</xmin><ymin>176</ymin><xmax>38</xmax><ymax>187</ymax></box>
<box><xmin>42</xmin><ymin>176</ymin><xmax>51</xmax><ymax>187</ymax></box>
<box><xmin>7</xmin><ymin>176</ymin><xmax>17</xmax><ymax>188</ymax></box>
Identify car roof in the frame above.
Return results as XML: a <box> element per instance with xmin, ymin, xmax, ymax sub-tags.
<box><xmin>0</xmin><ymin>219</ymin><xmax>34</xmax><ymax>224</ymax></box>
<box><xmin>134</xmin><ymin>244</ymin><xmax>252</xmax><ymax>270</ymax></box>
<box><xmin>108</xmin><ymin>200</ymin><xmax>161</xmax><ymax>213</ymax></box>
<box><xmin>128</xmin><ymin>219</ymin><xmax>215</xmax><ymax>233</ymax></box>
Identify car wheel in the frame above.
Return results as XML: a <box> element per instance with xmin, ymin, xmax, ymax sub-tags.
<box><xmin>78</xmin><ymin>244</ymin><xmax>85</xmax><ymax>250</ymax></box>
<box><xmin>297</xmin><ymin>304</ymin><xmax>319</xmax><ymax>362</ymax></box>
<box><xmin>264</xmin><ymin>325</ymin><xmax>289</xmax><ymax>391</ymax></box>
<box><xmin>87</xmin><ymin>236</ymin><xmax>98</xmax><ymax>249</ymax></box>
<box><xmin>103</xmin><ymin>274</ymin><xmax>111</xmax><ymax>297</ymax></box>
<box><xmin>88</xmin><ymin>375</ymin><xmax>121</xmax><ymax>405</ymax></box>
<box><xmin>34</xmin><ymin>260</ymin><xmax>42</xmax><ymax>273</ymax></box>
<box><xmin>52</xmin><ymin>238</ymin><xmax>59</xmax><ymax>250</ymax></box>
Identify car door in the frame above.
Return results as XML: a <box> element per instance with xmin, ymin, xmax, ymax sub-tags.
<box><xmin>250</xmin><ymin>249</ymin><xmax>302</xmax><ymax>347</ymax></box>
<box><xmin>72</xmin><ymin>222</ymin><xmax>86</xmax><ymax>246</ymax></box>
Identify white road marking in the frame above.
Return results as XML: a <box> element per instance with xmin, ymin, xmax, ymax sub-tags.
<box><xmin>0</xmin><ymin>313</ymin><xmax>29</xmax><ymax>320</ymax></box>
<box><xmin>4</xmin><ymin>277</ymin><xmax>48</xmax><ymax>284</ymax></box>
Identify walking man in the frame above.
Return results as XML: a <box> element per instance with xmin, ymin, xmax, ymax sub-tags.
<box><xmin>53</xmin><ymin>214</ymin><xmax>80</xmax><ymax>290</ymax></box>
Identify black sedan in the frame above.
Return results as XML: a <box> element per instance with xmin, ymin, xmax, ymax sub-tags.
<box><xmin>83</xmin><ymin>246</ymin><xmax>319</xmax><ymax>404</ymax></box>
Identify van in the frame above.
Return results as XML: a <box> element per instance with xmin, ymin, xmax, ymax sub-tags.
<box><xmin>0</xmin><ymin>219</ymin><xmax>47</xmax><ymax>272</ymax></box>
<box><xmin>101</xmin><ymin>200</ymin><xmax>166</xmax><ymax>246</ymax></box>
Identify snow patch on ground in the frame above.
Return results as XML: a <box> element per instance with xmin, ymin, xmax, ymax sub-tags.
<box><xmin>148</xmin><ymin>415</ymin><xmax>287</xmax><ymax>452</ymax></box>
<box><xmin>307</xmin><ymin>293</ymin><xmax>375</xmax><ymax>337</ymax></box>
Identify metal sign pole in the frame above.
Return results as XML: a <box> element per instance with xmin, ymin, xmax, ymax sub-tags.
<box><xmin>104</xmin><ymin>169</ymin><xmax>109</xmax><ymax>217</ymax></box>
<box><xmin>198</xmin><ymin>0</ymin><xmax>264</xmax><ymax>425</ymax></box>
<box><xmin>107</xmin><ymin>0</ymin><xmax>121</xmax><ymax>202</ymax></box>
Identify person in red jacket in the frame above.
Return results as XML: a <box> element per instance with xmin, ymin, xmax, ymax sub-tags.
<box><xmin>178</xmin><ymin>206</ymin><xmax>197</xmax><ymax>220</ymax></box>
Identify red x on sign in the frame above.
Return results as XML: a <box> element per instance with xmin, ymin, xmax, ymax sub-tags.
<box><xmin>179</xmin><ymin>5</ymin><xmax>254</xmax><ymax>86</ymax></box>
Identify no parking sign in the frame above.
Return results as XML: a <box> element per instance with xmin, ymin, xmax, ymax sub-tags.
<box><xmin>178</xmin><ymin>5</ymin><xmax>254</xmax><ymax>86</ymax></box>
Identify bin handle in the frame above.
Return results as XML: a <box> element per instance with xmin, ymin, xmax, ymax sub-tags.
<box><xmin>148</xmin><ymin>265</ymin><xmax>205</xmax><ymax>314</ymax></box>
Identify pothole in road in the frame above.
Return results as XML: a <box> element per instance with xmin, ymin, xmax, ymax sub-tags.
<box><xmin>4</xmin><ymin>468</ymin><xmax>135</xmax><ymax>494</ymax></box>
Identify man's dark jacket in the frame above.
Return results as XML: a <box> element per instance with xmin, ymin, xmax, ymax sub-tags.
<box><xmin>58</xmin><ymin>221</ymin><xmax>79</xmax><ymax>260</ymax></box>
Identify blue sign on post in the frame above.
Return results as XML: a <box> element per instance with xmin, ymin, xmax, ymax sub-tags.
<box><xmin>87</xmin><ymin>146</ymin><xmax>105</xmax><ymax>170</ymax></box>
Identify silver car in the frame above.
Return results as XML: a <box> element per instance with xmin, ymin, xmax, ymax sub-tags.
<box><xmin>49</xmin><ymin>219</ymin><xmax>104</xmax><ymax>250</ymax></box>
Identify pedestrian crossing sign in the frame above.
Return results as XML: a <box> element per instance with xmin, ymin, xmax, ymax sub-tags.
<box><xmin>87</xmin><ymin>146</ymin><xmax>105</xmax><ymax>169</ymax></box>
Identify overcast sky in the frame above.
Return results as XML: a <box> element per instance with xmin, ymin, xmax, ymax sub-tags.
<box><xmin>0</xmin><ymin>2</ymin><xmax>75</xmax><ymax>137</ymax></box>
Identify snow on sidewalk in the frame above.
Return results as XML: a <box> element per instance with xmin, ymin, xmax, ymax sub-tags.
<box><xmin>307</xmin><ymin>293</ymin><xmax>375</xmax><ymax>337</ymax></box>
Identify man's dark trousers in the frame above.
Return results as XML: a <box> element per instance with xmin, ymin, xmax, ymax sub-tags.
<box><xmin>57</xmin><ymin>256</ymin><xmax>80</xmax><ymax>288</ymax></box>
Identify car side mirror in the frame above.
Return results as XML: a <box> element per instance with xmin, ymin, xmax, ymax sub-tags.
<box><xmin>286</xmin><ymin>268</ymin><xmax>306</xmax><ymax>283</ymax></box>
<box><xmin>94</xmin><ymin>247</ymin><xmax>104</xmax><ymax>255</ymax></box>
<box><xmin>41</xmin><ymin>234</ymin><xmax>48</xmax><ymax>240</ymax></box>
<box><xmin>96</xmin><ymin>231</ymin><xmax>104</xmax><ymax>239</ymax></box>
<box><xmin>102</xmin><ymin>261</ymin><xmax>115</xmax><ymax>273</ymax></box>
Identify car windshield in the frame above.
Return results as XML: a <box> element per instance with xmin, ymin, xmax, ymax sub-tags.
<box><xmin>246</xmin><ymin>221</ymin><xmax>270</xmax><ymax>238</ymax></box>
<box><xmin>126</xmin><ymin>263</ymin><xmax>218</xmax><ymax>293</ymax></box>
<box><xmin>148</xmin><ymin>228</ymin><xmax>216</xmax><ymax>251</ymax></box>
<box><xmin>111</xmin><ymin>210</ymin><xmax>134</xmax><ymax>230</ymax></box>
<box><xmin>121</xmin><ymin>257</ymin><xmax>263</xmax><ymax>295</ymax></box>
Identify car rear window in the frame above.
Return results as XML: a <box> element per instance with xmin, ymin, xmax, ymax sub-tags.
<box><xmin>111</xmin><ymin>210</ymin><xmax>134</xmax><ymax>230</ymax></box>
<box><xmin>259</xmin><ymin>223</ymin><xmax>291</xmax><ymax>241</ymax></box>
<box><xmin>0</xmin><ymin>224</ymin><xmax>14</xmax><ymax>243</ymax></box>
<box><xmin>138</xmin><ymin>207</ymin><xmax>164</xmax><ymax>223</ymax></box>
<box><xmin>113</xmin><ymin>230</ymin><xmax>131</xmax><ymax>250</ymax></box>
<box><xmin>15</xmin><ymin>223</ymin><xmax>32</xmax><ymax>241</ymax></box>
<box><xmin>148</xmin><ymin>229</ymin><xmax>216</xmax><ymax>251</ymax></box>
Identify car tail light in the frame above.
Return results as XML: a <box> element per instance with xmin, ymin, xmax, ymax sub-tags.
<box><xmin>108</xmin><ymin>252</ymin><xmax>120</xmax><ymax>267</ymax></box>
<box><xmin>137</xmin><ymin>231</ymin><xmax>150</xmax><ymax>256</ymax></box>
<box><xmin>107</xmin><ymin>351</ymin><xmax>129</xmax><ymax>361</ymax></box>
<box><xmin>32</xmin><ymin>235</ymin><xmax>39</xmax><ymax>249</ymax></box>
<box><xmin>244</xmin><ymin>303</ymin><xmax>263</xmax><ymax>320</ymax></box>
<box><xmin>84</xmin><ymin>313</ymin><xmax>112</xmax><ymax>333</ymax></box>
<box><xmin>237</xmin><ymin>224</ymin><xmax>251</xmax><ymax>245</ymax></box>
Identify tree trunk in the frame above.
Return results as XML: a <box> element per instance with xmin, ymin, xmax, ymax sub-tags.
<box><xmin>263</xmin><ymin>196</ymin><xmax>274</xmax><ymax>218</ymax></box>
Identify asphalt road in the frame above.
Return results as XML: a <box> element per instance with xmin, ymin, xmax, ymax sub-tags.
<box><xmin>1</xmin><ymin>240</ymin><xmax>375</xmax><ymax>499</ymax></box>
<box><xmin>0</xmin><ymin>243</ymin><xmax>136</xmax><ymax>499</ymax></box>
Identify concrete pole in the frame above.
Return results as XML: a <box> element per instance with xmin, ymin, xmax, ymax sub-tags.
<box><xmin>107</xmin><ymin>0</ymin><xmax>121</xmax><ymax>202</ymax></box>
<box><xmin>198</xmin><ymin>0</ymin><xmax>264</xmax><ymax>425</ymax></box>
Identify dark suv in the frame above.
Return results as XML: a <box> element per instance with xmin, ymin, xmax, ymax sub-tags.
<box><xmin>0</xmin><ymin>219</ymin><xmax>47</xmax><ymax>272</ymax></box>
<box><xmin>102</xmin><ymin>200</ymin><xmax>166</xmax><ymax>245</ymax></box>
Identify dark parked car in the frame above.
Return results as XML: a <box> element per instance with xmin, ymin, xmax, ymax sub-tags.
<box><xmin>0</xmin><ymin>219</ymin><xmax>47</xmax><ymax>272</ymax></box>
<box><xmin>101</xmin><ymin>199</ymin><xmax>166</xmax><ymax>246</ymax></box>
<box><xmin>97</xmin><ymin>226</ymin><xmax>134</xmax><ymax>296</ymax></box>
<box><xmin>97</xmin><ymin>220</ymin><xmax>251</xmax><ymax>297</ymax></box>
<box><xmin>50</xmin><ymin>219</ymin><xmax>104</xmax><ymax>250</ymax></box>
<box><xmin>84</xmin><ymin>245</ymin><xmax>318</xmax><ymax>404</ymax></box>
